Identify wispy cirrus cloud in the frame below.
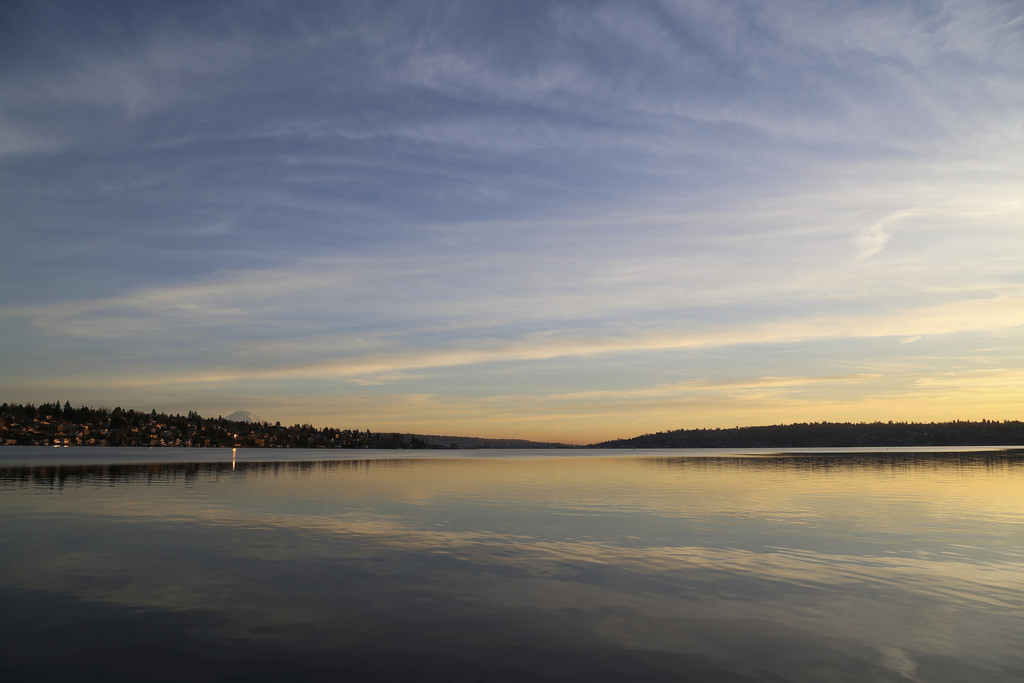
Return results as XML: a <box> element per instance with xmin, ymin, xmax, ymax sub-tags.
<box><xmin>854</xmin><ymin>210</ymin><xmax>917</xmax><ymax>258</ymax></box>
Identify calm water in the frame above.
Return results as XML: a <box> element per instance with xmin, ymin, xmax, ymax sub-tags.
<box><xmin>2</xmin><ymin>447</ymin><xmax>1023</xmax><ymax>682</ymax></box>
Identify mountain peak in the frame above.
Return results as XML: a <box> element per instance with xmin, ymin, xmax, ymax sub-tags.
<box><xmin>226</xmin><ymin>410</ymin><xmax>262</xmax><ymax>423</ymax></box>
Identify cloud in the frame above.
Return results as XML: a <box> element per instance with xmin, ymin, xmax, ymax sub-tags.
<box><xmin>0</xmin><ymin>18</ymin><xmax>252</xmax><ymax>157</ymax></box>
<box><xmin>854</xmin><ymin>217</ymin><xmax>891</xmax><ymax>258</ymax></box>
<box><xmin>260</xmin><ymin>296</ymin><xmax>1024</xmax><ymax>381</ymax></box>
<box><xmin>9</xmin><ymin>286</ymin><xmax>1022</xmax><ymax>392</ymax></box>
<box><xmin>854</xmin><ymin>210</ymin><xmax>917</xmax><ymax>258</ymax></box>
<box><xmin>531</xmin><ymin>374</ymin><xmax>886</xmax><ymax>405</ymax></box>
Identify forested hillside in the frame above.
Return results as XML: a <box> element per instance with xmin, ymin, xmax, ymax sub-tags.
<box><xmin>593</xmin><ymin>420</ymin><xmax>1024</xmax><ymax>448</ymax></box>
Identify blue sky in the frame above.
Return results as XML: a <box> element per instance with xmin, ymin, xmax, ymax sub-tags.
<box><xmin>2</xmin><ymin>0</ymin><xmax>1023</xmax><ymax>443</ymax></box>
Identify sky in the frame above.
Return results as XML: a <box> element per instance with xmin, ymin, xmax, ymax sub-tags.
<box><xmin>2</xmin><ymin>0</ymin><xmax>1023</xmax><ymax>444</ymax></box>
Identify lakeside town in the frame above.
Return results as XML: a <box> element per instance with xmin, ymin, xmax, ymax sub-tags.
<box><xmin>0</xmin><ymin>402</ymin><xmax>425</xmax><ymax>449</ymax></box>
<box><xmin>0</xmin><ymin>402</ymin><xmax>566</xmax><ymax>449</ymax></box>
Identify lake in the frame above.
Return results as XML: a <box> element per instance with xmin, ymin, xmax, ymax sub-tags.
<box><xmin>2</xmin><ymin>447</ymin><xmax>1022</xmax><ymax>682</ymax></box>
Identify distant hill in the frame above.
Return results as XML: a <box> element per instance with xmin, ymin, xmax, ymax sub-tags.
<box><xmin>591</xmin><ymin>420</ymin><xmax>1024</xmax><ymax>449</ymax></box>
<box><xmin>410</xmin><ymin>434</ymin><xmax>571</xmax><ymax>449</ymax></box>
<box><xmin>172</xmin><ymin>411</ymin><xmax>568</xmax><ymax>447</ymax></box>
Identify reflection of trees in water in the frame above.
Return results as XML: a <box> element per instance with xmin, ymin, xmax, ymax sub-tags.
<box><xmin>4</xmin><ymin>451</ymin><xmax>1023</xmax><ymax>491</ymax></box>
<box><xmin>641</xmin><ymin>450</ymin><xmax>1024</xmax><ymax>474</ymax></box>
<box><xmin>0</xmin><ymin>458</ymin><xmax>438</xmax><ymax>490</ymax></box>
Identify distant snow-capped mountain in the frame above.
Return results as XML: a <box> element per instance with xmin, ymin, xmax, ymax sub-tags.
<box><xmin>225</xmin><ymin>410</ymin><xmax>262</xmax><ymax>423</ymax></box>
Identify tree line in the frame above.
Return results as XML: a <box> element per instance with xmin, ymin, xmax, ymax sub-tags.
<box><xmin>592</xmin><ymin>420</ymin><xmax>1024</xmax><ymax>448</ymax></box>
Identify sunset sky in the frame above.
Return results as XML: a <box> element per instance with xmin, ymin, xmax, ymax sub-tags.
<box><xmin>2</xmin><ymin>1</ymin><xmax>1023</xmax><ymax>444</ymax></box>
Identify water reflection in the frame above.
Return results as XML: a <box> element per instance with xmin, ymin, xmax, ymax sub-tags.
<box><xmin>0</xmin><ymin>458</ymin><xmax>425</xmax><ymax>490</ymax></box>
<box><xmin>1</xmin><ymin>450</ymin><xmax>1022</xmax><ymax>682</ymax></box>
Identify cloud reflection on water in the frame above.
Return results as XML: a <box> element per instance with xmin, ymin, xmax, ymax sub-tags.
<box><xmin>2</xmin><ymin>452</ymin><xmax>1023</xmax><ymax>681</ymax></box>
